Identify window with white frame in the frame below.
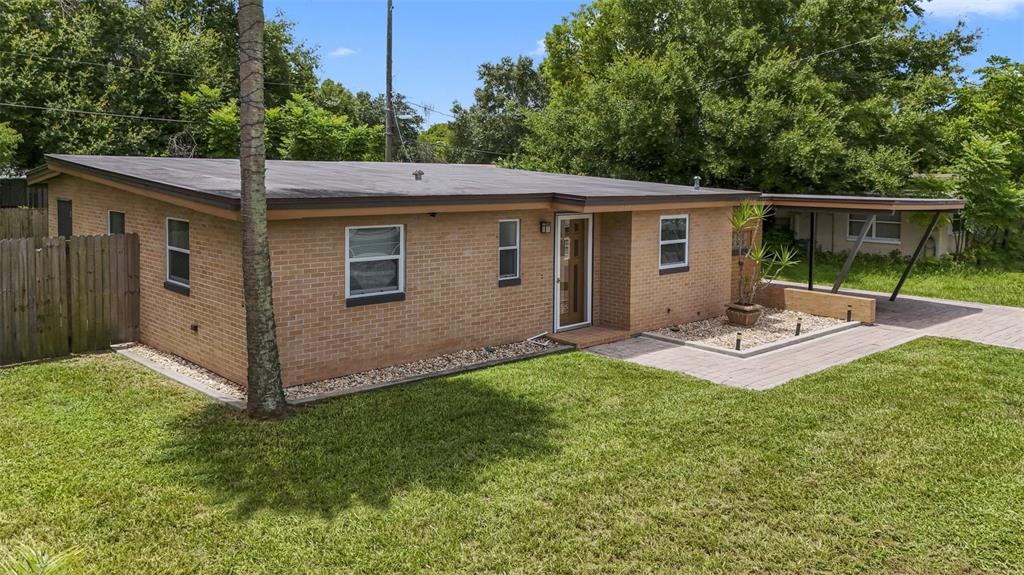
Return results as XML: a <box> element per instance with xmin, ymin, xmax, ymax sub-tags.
<box><xmin>166</xmin><ymin>218</ymin><xmax>190</xmax><ymax>288</ymax></box>
<box><xmin>498</xmin><ymin>219</ymin><xmax>520</xmax><ymax>281</ymax></box>
<box><xmin>346</xmin><ymin>225</ymin><xmax>404</xmax><ymax>298</ymax></box>
<box><xmin>659</xmin><ymin>215</ymin><xmax>689</xmax><ymax>270</ymax></box>
<box><xmin>108</xmin><ymin>211</ymin><xmax>125</xmax><ymax>234</ymax></box>
<box><xmin>848</xmin><ymin>213</ymin><xmax>901</xmax><ymax>243</ymax></box>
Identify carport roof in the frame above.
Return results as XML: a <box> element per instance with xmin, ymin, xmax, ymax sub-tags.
<box><xmin>763</xmin><ymin>193</ymin><xmax>964</xmax><ymax>212</ymax></box>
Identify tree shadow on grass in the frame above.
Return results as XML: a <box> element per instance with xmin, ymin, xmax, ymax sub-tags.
<box><xmin>160</xmin><ymin>376</ymin><xmax>559</xmax><ymax>518</ymax></box>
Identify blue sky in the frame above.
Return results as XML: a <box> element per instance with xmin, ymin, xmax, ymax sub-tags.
<box><xmin>265</xmin><ymin>0</ymin><xmax>1024</xmax><ymax>124</ymax></box>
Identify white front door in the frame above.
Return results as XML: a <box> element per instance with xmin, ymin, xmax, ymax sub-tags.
<box><xmin>553</xmin><ymin>213</ymin><xmax>593</xmax><ymax>331</ymax></box>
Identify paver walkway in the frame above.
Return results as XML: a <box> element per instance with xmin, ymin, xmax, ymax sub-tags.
<box><xmin>590</xmin><ymin>287</ymin><xmax>1024</xmax><ymax>390</ymax></box>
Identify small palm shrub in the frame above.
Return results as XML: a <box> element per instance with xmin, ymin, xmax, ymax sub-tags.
<box><xmin>731</xmin><ymin>201</ymin><xmax>799</xmax><ymax>307</ymax></box>
<box><xmin>0</xmin><ymin>543</ymin><xmax>80</xmax><ymax>575</ymax></box>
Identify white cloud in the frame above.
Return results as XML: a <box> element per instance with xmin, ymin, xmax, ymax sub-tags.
<box><xmin>530</xmin><ymin>39</ymin><xmax>546</xmax><ymax>57</ymax></box>
<box><xmin>924</xmin><ymin>0</ymin><xmax>1024</xmax><ymax>16</ymax></box>
<box><xmin>329</xmin><ymin>47</ymin><xmax>356</xmax><ymax>58</ymax></box>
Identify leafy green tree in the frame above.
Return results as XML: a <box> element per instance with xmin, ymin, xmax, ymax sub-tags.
<box><xmin>0</xmin><ymin>122</ymin><xmax>21</xmax><ymax>170</ymax></box>
<box><xmin>449</xmin><ymin>56</ymin><xmax>548</xmax><ymax>163</ymax></box>
<box><xmin>311</xmin><ymin>79</ymin><xmax>359</xmax><ymax>120</ymax></box>
<box><xmin>521</xmin><ymin>0</ymin><xmax>975</xmax><ymax>195</ymax></box>
<box><xmin>181</xmin><ymin>88</ymin><xmax>384</xmax><ymax>161</ymax></box>
<box><xmin>0</xmin><ymin>0</ymin><xmax>317</xmax><ymax>170</ymax></box>
<box><xmin>417</xmin><ymin>122</ymin><xmax>455</xmax><ymax>163</ymax></box>
<box><xmin>943</xmin><ymin>57</ymin><xmax>1024</xmax><ymax>259</ymax></box>
<box><xmin>352</xmin><ymin>91</ymin><xmax>423</xmax><ymax>159</ymax></box>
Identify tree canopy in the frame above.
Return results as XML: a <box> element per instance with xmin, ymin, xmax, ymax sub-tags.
<box><xmin>514</xmin><ymin>0</ymin><xmax>976</xmax><ymax>195</ymax></box>
<box><xmin>944</xmin><ymin>57</ymin><xmax>1024</xmax><ymax>257</ymax></box>
<box><xmin>0</xmin><ymin>123</ymin><xmax>20</xmax><ymax>170</ymax></box>
<box><xmin>446</xmin><ymin>56</ymin><xmax>549</xmax><ymax>164</ymax></box>
<box><xmin>0</xmin><ymin>0</ymin><xmax>317</xmax><ymax>169</ymax></box>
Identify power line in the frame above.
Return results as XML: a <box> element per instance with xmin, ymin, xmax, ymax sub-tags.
<box><xmin>424</xmin><ymin>139</ymin><xmax>511</xmax><ymax>158</ymax></box>
<box><xmin>391</xmin><ymin>106</ymin><xmax>414</xmax><ymax>162</ymax></box>
<box><xmin>696</xmin><ymin>33</ymin><xmax>886</xmax><ymax>89</ymax></box>
<box><xmin>405</xmin><ymin>100</ymin><xmax>457</xmax><ymax>120</ymax></box>
<box><xmin>0</xmin><ymin>48</ymin><xmax>300</xmax><ymax>87</ymax></box>
<box><xmin>0</xmin><ymin>101</ymin><xmax>189</xmax><ymax>123</ymax></box>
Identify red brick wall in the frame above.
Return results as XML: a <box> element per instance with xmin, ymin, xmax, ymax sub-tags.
<box><xmin>624</xmin><ymin>207</ymin><xmax>733</xmax><ymax>332</ymax></box>
<box><xmin>47</xmin><ymin>176</ymin><xmax>248</xmax><ymax>383</ymax></box>
<box><xmin>267</xmin><ymin>210</ymin><xmax>554</xmax><ymax>385</ymax></box>
<box><xmin>593</xmin><ymin>212</ymin><xmax>632</xmax><ymax>330</ymax></box>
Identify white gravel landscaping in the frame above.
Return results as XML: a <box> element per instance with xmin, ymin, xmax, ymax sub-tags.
<box><xmin>285</xmin><ymin>338</ymin><xmax>558</xmax><ymax>401</ymax></box>
<box><xmin>125</xmin><ymin>343</ymin><xmax>245</xmax><ymax>400</ymax></box>
<box><xmin>122</xmin><ymin>338</ymin><xmax>560</xmax><ymax>404</ymax></box>
<box><xmin>651</xmin><ymin>308</ymin><xmax>844</xmax><ymax>351</ymax></box>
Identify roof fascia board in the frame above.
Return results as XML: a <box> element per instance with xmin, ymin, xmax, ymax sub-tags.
<box><xmin>48</xmin><ymin>162</ymin><xmax>242</xmax><ymax>221</ymax></box>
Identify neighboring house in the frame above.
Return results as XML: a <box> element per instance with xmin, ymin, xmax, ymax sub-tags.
<box><xmin>26</xmin><ymin>156</ymin><xmax>964</xmax><ymax>388</ymax></box>
<box><xmin>28</xmin><ymin>155</ymin><xmax>757</xmax><ymax>387</ymax></box>
<box><xmin>772</xmin><ymin>207</ymin><xmax>963</xmax><ymax>257</ymax></box>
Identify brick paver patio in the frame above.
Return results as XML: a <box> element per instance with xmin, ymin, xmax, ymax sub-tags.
<box><xmin>590</xmin><ymin>287</ymin><xmax>1024</xmax><ymax>390</ymax></box>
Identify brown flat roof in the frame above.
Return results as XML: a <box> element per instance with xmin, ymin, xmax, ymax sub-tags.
<box><xmin>763</xmin><ymin>193</ymin><xmax>964</xmax><ymax>212</ymax></box>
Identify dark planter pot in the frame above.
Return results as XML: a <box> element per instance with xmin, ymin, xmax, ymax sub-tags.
<box><xmin>726</xmin><ymin>303</ymin><xmax>763</xmax><ymax>326</ymax></box>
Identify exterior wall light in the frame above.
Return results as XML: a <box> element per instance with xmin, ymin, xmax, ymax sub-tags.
<box><xmin>540</xmin><ymin>220</ymin><xmax>552</xmax><ymax>234</ymax></box>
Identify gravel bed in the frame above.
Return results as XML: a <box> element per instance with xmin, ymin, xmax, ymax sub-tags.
<box><xmin>651</xmin><ymin>308</ymin><xmax>844</xmax><ymax>350</ymax></box>
<box><xmin>124</xmin><ymin>344</ymin><xmax>246</xmax><ymax>399</ymax></box>
<box><xmin>285</xmin><ymin>338</ymin><xmax>556</xmax><ymax>400</ymax></box>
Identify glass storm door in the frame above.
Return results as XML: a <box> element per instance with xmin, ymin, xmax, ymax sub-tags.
<box><xmin>554</xmin><ymin>214</ymin><xmax>592</xmax><ymax>330</ymax></box>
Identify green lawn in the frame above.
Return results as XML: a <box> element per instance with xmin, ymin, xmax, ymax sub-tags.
<box><xmin>2</xmin><ymin>342</ymin><xmax>1023</xmax><ymax>573</ymax></box>
<box><xmin>779</xmin><ymin>256</ymin><xmax>1024</xmax><ymax>307</ymax></box>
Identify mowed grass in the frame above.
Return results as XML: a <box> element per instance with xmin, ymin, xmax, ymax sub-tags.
<box><xmin>2</xmin><ymin>340</ymin><xmax>1023</xmax><ymax>574</ymax></box>
<box><xmin>779</xmin><ymin>257</ymin><xmax>1024</xmax><ymax>307</ymax></box>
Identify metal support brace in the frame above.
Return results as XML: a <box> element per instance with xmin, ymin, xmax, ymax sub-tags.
<box><xmin>890</xmin><ymin>211</ymin><xmax>941</xmax><ymax>301</ymax></box>
<box><xmin>832</xmin><ymin>214</ymin><xmax>875</xmax><ymax>293</ymax></box>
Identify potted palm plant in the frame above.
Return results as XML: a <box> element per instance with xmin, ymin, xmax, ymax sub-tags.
<box><xmin>728</xmin><ymin>201</ymin><xmax>799</xmax><ymax>326</ymax></box>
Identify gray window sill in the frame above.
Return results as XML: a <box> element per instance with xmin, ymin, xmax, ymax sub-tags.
<box><xmin>346</xmin><ymin>292</ymin><xmax>406</xmax><ymax>307</ymax></box>
<box><xmin>164</xmin><ymin>281</ymin><xmax>190</xmax><ymax>296</ymax></box>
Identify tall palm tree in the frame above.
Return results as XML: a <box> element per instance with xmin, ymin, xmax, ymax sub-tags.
<box><xmin>238</xmin><ymin>0</ymin><xmax>286</xmax><ymax>416</ymax></box>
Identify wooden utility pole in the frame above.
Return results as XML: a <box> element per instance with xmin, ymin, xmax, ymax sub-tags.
<box><xmin>385</xmin><ymin>0</ymin><xmax>394</xmax><ymax>161</ymax></box>
<box><xmin>238</xmin><ymin>0</ymin><xmax>287</xmax><ymax>417</ymax></box>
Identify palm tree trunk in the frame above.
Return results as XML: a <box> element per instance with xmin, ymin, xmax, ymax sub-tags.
<box><xmin>238</xmin><ymin>0</ymin><xmax>286</xmax><ymax>417</ymax></box>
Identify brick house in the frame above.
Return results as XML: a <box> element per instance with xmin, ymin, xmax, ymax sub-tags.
<box><xmin>27</xmin><ymin>154</ymin><xmax>757</xmax><ymax>387</ymax></box>
<box><xmin>27</xmin><ymin>156</ymin><xmax>965</xmax><ymax>386</ymax></box>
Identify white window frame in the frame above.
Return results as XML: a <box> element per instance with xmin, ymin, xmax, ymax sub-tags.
<box><xmin>659</xmin><ymin>214</ymin><xmax>689</xmax><ymax>270</ymax></box>
<box><xmin>848</xmin><ymin>213</ymin><xmax>901</xmax><ymax>244</ymax></box>
<box><xmin>107</xmin><ymin>210</ymin><xmax>126</xmax><ymax>234</ymax></box>
<box><xmin>498</xmin><ymin>219</ymin><xmax>520</xmax><ymax>280</ymax></box>
<box><xmin>165</xmin><ymin>217</ymin><xmax>190</xmax><ymax>288</ymax></box>
<box><xmin>345</xmin><ymin>224</ymin><xmax>405</xmax><ymax>299</ymax></box>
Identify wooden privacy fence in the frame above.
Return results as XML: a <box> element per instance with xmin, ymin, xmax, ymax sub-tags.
<box><xmin>0</xmin><ymin>208</ymin><xmax>48</xmax><ymax>240</ymax></box>
<box><xmin>0</xmin><ymin>234</ymin><xmax>140</xmax><ymax>366</ymax></box>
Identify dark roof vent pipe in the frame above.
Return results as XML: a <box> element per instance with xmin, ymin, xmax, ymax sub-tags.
<box><xmin>413</xmin><ymin>170</ymin><xmax>425</xmax><ymax>181</ymax></box>
<box><xmin>692</xmin><ymin>175</ymin><xmax>701</xmax><ymax>191</ymax></box>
